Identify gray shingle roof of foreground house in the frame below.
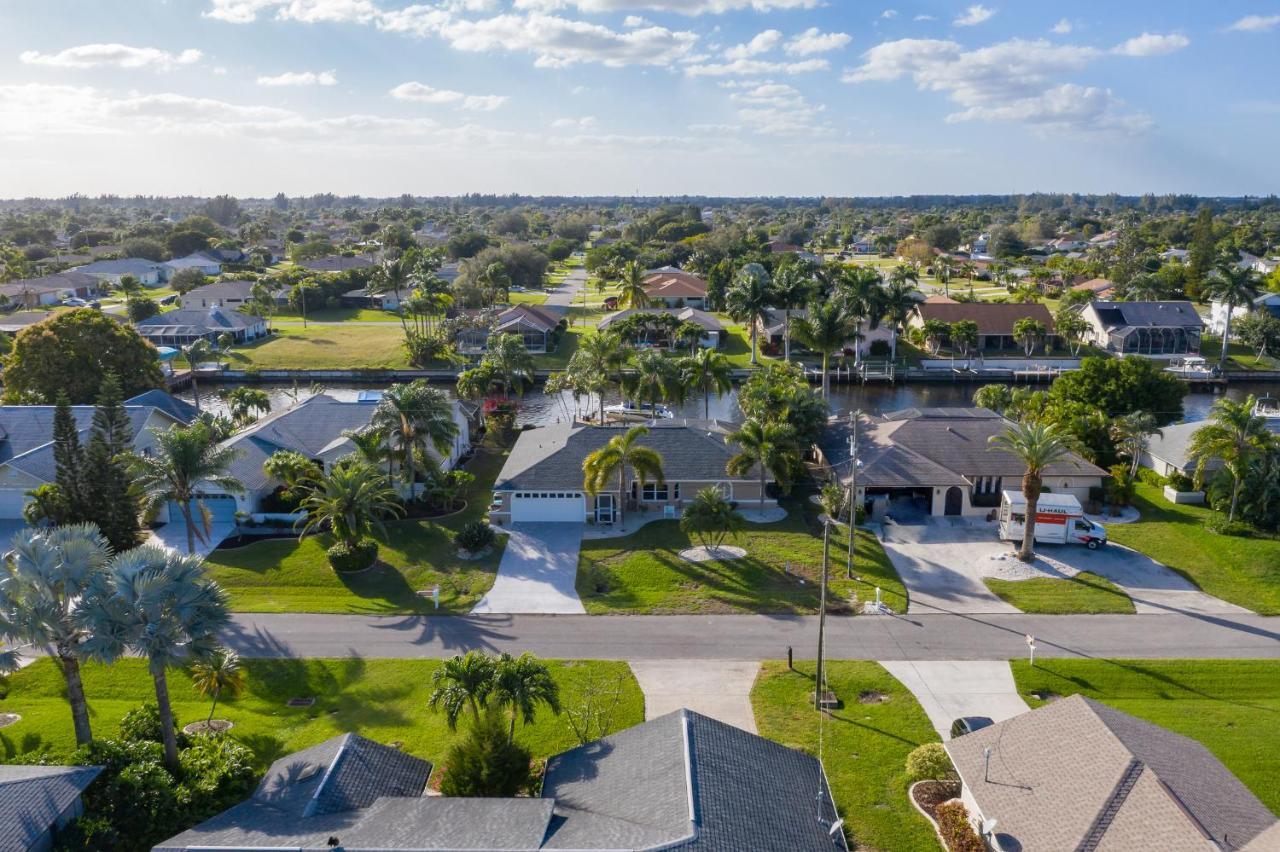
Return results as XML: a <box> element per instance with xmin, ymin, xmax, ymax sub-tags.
<box><xmin>154</xmin><ymin>710</ymin><xmax>846</xmax><ymax>851</ymax></box>
<box><xmin>0</xmin><ymin>764</ymin><xmax>102</xmax><ymax>852</ymax></box>
<box><xmin>946</xmin><ymin>695</ymin><xmax>1279</xmax><ymax>852</ymax></box>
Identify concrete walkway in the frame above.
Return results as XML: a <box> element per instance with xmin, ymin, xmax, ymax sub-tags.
<box><xmin>630</xmin><ymin>660</ymin><xmax>760</xmax><ymax>733</ymax></box>
<box><xmin>471</xmin><ymin>524</ymin><xmax>586</xmax><ymax>614</ymax></box>
<box><xmin>148</xmin><ymin>521</ymin><xmax>237</xmax><ymax>558</ymax></box>
<box><xmin>1047</xmin><ymin>542</ymin><xmax>1250</xmax><ymax>616</ymax></box>
<box><xmin>545</xmin><ymin>267</ymin><xmax>588</xmax><ymax>307</ymax></box>
<box><xmin>881</xmin><ymin>660</ymin><xmax>1030</xmax><ymax>741</ymax></box>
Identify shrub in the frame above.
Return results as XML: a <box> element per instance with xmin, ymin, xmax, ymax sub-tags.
<box><xmin>1166</xmin><ymin>471</ymin><xmax>1194</xmax><ymax>492</ymax></box>
<box><xmin>1205</xmin><ymin>516</ymin><xmax>1254</xmax><ymax>538</ymax></box>
<box><xmin>1135</xmin><ymin>468</ymin><xmax>1166</xmax><ymax>487</ymax></box>
<box><xmin>936</xmin><ymin>801</ymin><xmax>985</xmax><ymax>852</ymax></box>
<box><xmin>326</xmin><ymin>540</ymin><xmax>378</xmax><ymax>572</ymax></box>
<box><xmin>120</xmin><ymin>702</ymin><xmax>186</xmax><ymax>748</ymax></box>
<box><xmin>454</xmin><ymin>521</ymin><xmax>496</xmax><ymax>554</ymax></box>
<box><xmin>439</xmin><ymin>707</ymin><xmax>533</xmax><ymax>797</ymax></box>
<box><xmin>905</xmin><ymin>742</ymin><xmax>955</xmax><ymax>782</ymax></box>
<box><xmin>128</xmin><ymin>296</ymin><xmax>160</xmax><ymax>322</ymax></box>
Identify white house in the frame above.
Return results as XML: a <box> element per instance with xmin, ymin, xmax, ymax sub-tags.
<box><xmin>73</xmin><ymin>257</ymin><xmax>165</xmax><ymax>286</ymax></box>
<box><xmin>0</xmin><ymin>271</ymin><xmax>101</xmax><ymax>308</ymax></box>
<box><xmin>1207</xmin><ymin>292</ymin><xmax>1280</xmax><ymax>336</ymax></box>
<box><xmin>163</xmin><ymin>251</ymin><xmax>224</xmax><ymax>279</ymax></box>
<box><xmin>134</xmin><ymin>305</ymin><xmax>267</xmax><ymax>345</ymax></box>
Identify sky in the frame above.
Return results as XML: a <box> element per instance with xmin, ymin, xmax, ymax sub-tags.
<box><xmin>0</xmin><ymin>0</ymin><xmax>1277</xmax><ymax>198</ymax></box>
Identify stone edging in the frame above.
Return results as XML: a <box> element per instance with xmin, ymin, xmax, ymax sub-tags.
<box><xmin>907</xmin><ymin>780</ymin><xmax>955</xmax><ymax>851</ymax></box>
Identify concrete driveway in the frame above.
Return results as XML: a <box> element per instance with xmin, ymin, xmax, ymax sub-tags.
<box><xmin>880</xmin><ymin>518</ymin><xmax>1020</xmax><ymax>614</ymax></box>
<box><xmin>1046</xmin><ymin>542</ymin><xmax>1249</xmax><ymax>616</ymax></box>
<box><xmin>630</xmin><ymin>660</ymin><xmax>760</xmax><ymax>733</ymax></box>
<box><xmin>471</xmin><ymin>523</ymin><xmax>586</xmax><ymax>614</ymax></box>
<box><xmin>881</xmin><ymin>660</ymin><xmax>1030</xmax><ymax>741</ymax></box>
<box><xmin>148</xmin><ymin>520</ymin><xmax>237</xmax><ymax>558</ymax></box>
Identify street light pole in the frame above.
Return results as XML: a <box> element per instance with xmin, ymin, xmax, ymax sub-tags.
<box><xmin>846</xmin><ymin>412</ymin><xmax>859</xmax><ymax>580</ymax></box>
<box><xmin>815</xmin><ymin>518</ymin><xmax>830</xmax><ymax>712</ymax></box>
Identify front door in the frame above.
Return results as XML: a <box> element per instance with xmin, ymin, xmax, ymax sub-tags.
<box><xmin>944</xmin><ymin>486</ymin><xmax>963</xmax><ymax>516</ymax></box>
<box><xmin>595</xmin><ymin>494</ymin><xmax>615</xmax><ymax>524</ymax></box>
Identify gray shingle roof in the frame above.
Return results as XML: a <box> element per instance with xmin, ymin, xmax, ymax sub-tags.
<box><xmin>0</xmin><ymin>270</ymin><xmax>100</xmax><ymax>297</ymax></box>
<box><xmin>182</xmin><ymin>280</ymin><xmax>258</xmax><ymax>303</ymax></box>
<box><xmin>73</xmin><ymin>258</ymin><xmax>164</xmax><ymax>276</ymax></box>
<box><xmin>946</xmin><ymin>695</ymin><xmax>1278</xmax><ymax>852</ymax></box>
<box><xmin>298</xmin><ymin>255</ymin><xmax>376</xmax><ymax>273</ymax></box>
<box><xmin>124</xmin><ymin>390</ymin><xmax>200</xmax><ymax>425</ymax></box>
<box><xmin>135</xmin><ymin>306</ymin><xmax>262</xmax><ymax>336</ymax></box>
<box><xmin>0</xmin><ymin>764</ymin><xmax>101</xmax><ymax>852</ymax></box>
<box><xmin>1087</xmin><ymin>301</ymin><xmax>1204</xmax><ymax>331</ymax></box>
<box><xmin>0</xmin><ymin>405</ymin><xmax>180</xmax><ymax>482</ymax></box>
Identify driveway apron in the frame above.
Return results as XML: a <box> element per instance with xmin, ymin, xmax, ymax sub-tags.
<box><xmin>471</xmin><ymin>523</ymin><xmax>586</xmax><ymax>614</ymax></box>
<box><xmin>880</xmin><ymin>660</ymin><xmax>1031</xmax><ymax>741</ymax></box>
<box><xmin>630</xmin><ymin>660</ymin><xmax>760</xmax><ymax>733</ymax></box>
<box><xmin>879</xmin><ymin>519</ymin><xmax>1020</xmax><ymax>614</ymax></box>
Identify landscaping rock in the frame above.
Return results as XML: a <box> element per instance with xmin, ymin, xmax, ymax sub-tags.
<box><xmin>679</xmin><ymin>545</ymin><xmax>747</xmax><ymax>562</ymax></box>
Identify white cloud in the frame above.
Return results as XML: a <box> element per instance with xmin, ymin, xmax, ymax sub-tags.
<box><xmin>686</xmin><ymin>57</ymin><xmax>827</xmax><ymax>76</ymax></box>
<box><xmin>1226</xmin><ymin>14</ymin><xmax>1280</xmax><ymax>32</ymax></box>
<box><xmin>256</xmin><ymin>69</ymin><xmax>338</xmax><ymax>86</ymax></box>
<box><xmin>725</xmin><ymin>29</ymin><xmax>782</xmax><ymax>60</ymax></box>
<box><xmin>510</xmin><ymin>0</ymin><xmax>821</xmax><ymax>13</ymax></box>
<box><xmin>436</xmin><ymin>13</ymin><xmax>699</xmax><ymax>67</ymax></box>
<box><xmin>953</xmin><ymin>4</ymin><xmax>995</xmax><ymax>26</ymax></box>
<box><xmin>19</xmin><ymin>44</ymin><xmax>202</xmax><ymax>71</ymax></box>
<box><xmin>552</xmin><ymin>115</ymin><xmax>597</xmax><ymax>128</ymax></box>
<box><xmin>1112</xmin><ymin>33</ymin><xmax>1189</xmax><ymax>57</ymax></box>
<box><xmin>1051</xmin><ymin>18</ymin><xmax>1072</xmax><ymax>35</ymax></box>
<box><xmin>727</xmin><ymin>81</ymin><xmax>829</xmax><ymax>136</ymax></box>
<box><xmin>784</xmin><ymin>28</ymin><xmax>851</xmax><ymax>56</ymax></box>
<box><xmin>913</xmin><ymin>13</ymin><xmax>935</xmax><ymax>21</ymax></box>
<box><xmin>622</xmin><ymin>15</ymin><xmax>650</xmax><ymax>26</ymax></box>
<box><xmin>844</xmin><ymin>37</ymin><xmax>1148</xmax><ymax>134</ymax></box>
<box><xmin>204</xmin><ymin>0</ymin><xmax>379</xmax><ymax>24</ymax></box>
<box><xmin>390</xmin><ymin>81</ymin><xmax>508</xmax><ymax>110</ymax></box>
<box><xmin>881</xmin><ymin>9</ymin><xmax>897</xmax><ymax>18</ymax></box>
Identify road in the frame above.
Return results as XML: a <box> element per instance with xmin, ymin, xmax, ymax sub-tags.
<box><xmin>223</xmin><ymin>611</ymin><xmax>1280</xmax><ymax>662</ymax></box>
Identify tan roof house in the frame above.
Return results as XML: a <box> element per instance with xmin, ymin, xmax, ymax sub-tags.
<box><xmin>643</xmin><ymin>271</ymin><xmax>708</xmax><ymax>309</ymax></box>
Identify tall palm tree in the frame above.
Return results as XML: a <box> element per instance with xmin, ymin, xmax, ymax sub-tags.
<box><xmin>725</xmin><ymin>263</ymin><xmax>774</xmax><ymax>365</ymax></box>
<box><xmin>1188</xmin><ymin>396</ymin><xmax>1270</xmax><ymax>522</ymax></box>
<box><xmin>1110</xmin><ymin>412</ymin><xmax>1162</xmax><ymax>477</ymax></box>
<box><xmin>224</xmin><ymin>387</ymin><xmax>271</xmax><ymax>425</ymax></box>
<box><xmin>989</xmin><ymin>421</ymin><xmax>1080</xmax><ymax>562</ymax></box>
<box><xmin>837</xmin><ymin>266</ymin><xmax>885</xmax><ymax>366</ymax></box>
<box><xmin>564</xmin><ymin>331</ymin><xmax>627</xmax><ymax>424</ymax></box>
<box><xmin>881</xmin><ymin>276</ymin><xmax>919</xmax><ymax>362</ymax></box>
<box><xmin>0</xmin><ymin>523</ymin><xmax>111</xmax><ymax>746</ymax></box>
<box><xmin>622</xmin><ymin>350</ymin><xmax>681</xmax><ymax>417</ymax></box>
<box><xmin>492</xmin><ymin>652</ymin><xmax>561</xmax><ymax>744</ymax></box>
<box><xmin>117</xmin><ymin>273</ymin><xmax>143</xmax><ymax>310</ymax></box>
<box><xmin>1203</xmin><ymin>262</ymin><xmax>1261</xmax><ymax>368</ymax></box>
<box><xmin>935</xmin><ymin>255</ymin><xmax>955</xmax><ymax>296</ymax></box>
<box><xmin>344</xmin><ymin>427</ymin><xmax>392</xmax><ymax>477</ymax></box>
<box><xmin>370</xmin><ymin>255</ymin><xmax>418</xmax><ymax>337</ymax></box>
<box><xmin>770</xmin><ymin>264</ymin><xmax>814</xmax><ymax>362</ymax></box>
<box><xmin>373</xmin><ymin>381</ymin><xmax>459</xmax><ymax>500</ymax></box>
<box><xmin>182</xmin><ymin>338</ymin><xmax>215</xmax><ymax>413</ymax></box>
<box><xmin>792</xmin><ymin>301</ymin><xmax>856</xmax><ymax>399</ymax></box>
<box><xmin>583</xmin><ymin>425</ymin><xmax>664</xmax><ymax>528</ymax></box>
<box><xmin>680</xmin><ymin>347</ymin><xmax>733</xmax><ymax>420</ymax></box>
<box><xmin>727</xmin><ymin>419</ymin><xmax>799</xmax><ymax>515</ymax></box>
<box><xmin>298</xmin><ymin>462</ymin><xmax>403</xmax><ymax>550</ymax></box>
<box><xmin>485</xmin><ymin>333</ymin><xmax>537</xmax><ymax>398</ymax></box>
<box><xmin>429</xmin><ymin>650</ymin><xmax>497</xmax><ymax>730</ymax></box>
<box><xmin>477</xmin><ymin>262</ymin><xmax>511</xmax><ymax>305</ymax></box>
<box><xmin>190</xmin><ymin>647</ymin><xmax>246</xmax><ymax>726</ymax></box>
<box><xmin>131</xmin><ymin>424</ymin><xmax>244</xmax><ymax>554</ymax></box>
<box><xmin>77</xmin><ymin>544</ymin><xmax>230</xmax><ymax>768</ymax></box>
<box><xmin>616</xmin><ymin>260</ymin><xmax>651</xmax><ymax>309</ymax></box>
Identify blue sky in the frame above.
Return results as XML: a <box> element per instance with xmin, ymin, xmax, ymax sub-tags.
<box><xmin>0</xmin><ymin>0</ymin><xmax>1277</xmax><ymax>197</ymax></box>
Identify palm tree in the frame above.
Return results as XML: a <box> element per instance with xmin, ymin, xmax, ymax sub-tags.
<box><xmin>0</xmin><ymin>523</ymin><xmax>111</xmax><ymax>746</ymax></box>
<box><xmin>429</xmin><ymin>650</ymin><xmax>497</xmax><ymax>730</ymax></box>
<box><xmin>485</xmin><ymin>333</ymin><xmax>537</xmax><ymax>398</ymax></box>
<box><xmin>190</xmin><ymin>647</ymin><xmax>245</xmax><ymax>727</ymax></box>
<box><xmin>344</xmin><ymin>427</ymin><xmax>391</xmax><ymax>477</ymax></box>
<box><xmin>622</xmin><ymin>350</ymin><xmax>681</xmax><ymax>417</ymax></box>
<box><xmin>935</xmin><ymin>255</ymin><xmax>955</xmax><ymax>296</ymax></box>
<box><xmin>837</xmin><ymin>265</ymin><xmax>885</xmax><ymax>366</ymax></box>
<box><xmin>583</xmin><ymin>425</ymin><xmax>664</xmax><ymax>528</ymax></box>
<box><xmin>224</xmin><ymin>387</ymin><xmax>270</xmax><ymax>425</ymax></box>
<box><xmin>298</xmin><ymin>462</ymin><xmax>403</xmax><ymax>550</ymax></box>
<box><xmin>725</xmin><ymin>263</ymin><xmax>774</xmax><ymax>365</ymax></box>
<box><xmin>477</xmin><ymin>261</ymin><xmax>511</xmax><ymax>305</ymax></box>
<box><xmin>770</xmin><ymin>264</ymin><xmax>814</xmax><ymax>361</ymax></box>
<box><xmin>373</xmin><ymin>381</ymin><xmax>459</xmax><ymax>501</ymax></box>
<box><xmin>727</xmin><ymin>419</ymin><xmax>799</xmax><ymax>515</ymax></box>
<box><xmin>1124</xmin><ymin>273</ymin><xmax>1165</xmax><ymax>302</ymax></box>
<box><xmin>679</xmin><ymin>486</ymin><xmax>745</xmax><ymax>551</ymax></box>
<box><xmin>989</xmin><ymin>421</ymin><xmax>1080</xmax><ymax>562</ymax></box>
<box><xmin>182</xmin><ymin>339</ymin><xmax>215</xmax><ymax>412</ymax></box>
<box><xmin>616</xmin><ymin>260</ymin><xmax>651</xmax><ymax>309</ymax></box>
<box><xmin>117</xmin><ymin>273</ymin><xmax>143</xmax><ymax>310</ymax></box>
<box><xmin>77</xmin><ymin>544</ymin><xmax>230</xmax><ymax>768</ymax></box>
<box><xmin>370</xmin><ymin>255</ymin><xmax>417</xmax><ymax>337</ymax></box>
<box><xmin>1203</xmin><ymin>262</ymin><xmax>1261</xmax><ymax>369</ymax></box>
<box><xmin>1110</xmin><ymin>412</ymin><xmax>1163</xmax><ymax>477</ymax></box>
<box><xmin>492</xmin><ymin>652</ymin><xmax>561</xmax><ymax>744</ymax></box>
<box><xmin>680</xmin><ymin>347</ymin><xmax>733</xmax><ymax>419</ymax></box>
<box><xmin>131</xmin><ymin>424</ymin><xmax>244</xmax><ymax>554</ymax></box>
<box><xmin>880</xmin><ymin>276</ymin><xmax>919</xmax><ymax>362</ymax></box>
<box><xmin>1188</xmin><ymin>396</ymin><xmax>1271</xmax><ymax>522</ymax></box>
<box><xmin>569</xmin><ymin>331</ymin><xmax>627</xmax><ymax>423</ymax></box>
<box><xmin>792</xmin><ymin>301</ymin><xmax>856</xmax><ymax>399</ymax></box>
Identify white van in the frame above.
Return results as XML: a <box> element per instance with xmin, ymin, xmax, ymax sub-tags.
<box><xmin>998</xmin><ymin>490</ymin><xmax>1107</xmax><ymax>549</ymax></box>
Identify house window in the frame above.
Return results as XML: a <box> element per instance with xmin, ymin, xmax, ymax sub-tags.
<box><xmin>642</xmin><ymin>482</ymin><xmax>669</xmax><ymax>501</ymax></box>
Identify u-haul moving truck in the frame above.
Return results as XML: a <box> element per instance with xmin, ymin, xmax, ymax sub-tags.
<box><xmin>998</xmin><ymin>490</ymin><xmax>1106</xmax><ymax>549</ymax></box>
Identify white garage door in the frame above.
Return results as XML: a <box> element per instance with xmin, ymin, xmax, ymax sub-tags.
<box><xmin>0</xmin><ymin>489</ymin><xmax>29</xmax><ymax>520</ymax></box>
<box><xmin>510</xmin><ymin>491</ymin><xmax>585</xmax><ymax>523</ymax></box>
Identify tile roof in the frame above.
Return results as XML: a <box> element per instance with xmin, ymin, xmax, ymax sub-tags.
<box><xmin>598</xmin><ymin>307</ymin><xmax>725</xmax><ymax>333</ymax></box>
<box><xmin>914</xmin><ymin>302</ymin><xmax>1056</xmax><ymax>335</ymax></box>
<box><xmin>644</xmin><ymin>271</ymin><xmax>708</xmax><ymax>299</ymax></box>
<box><xmin>0</xmin><ymin>764</ymin><xmax>102</xmax><ymax>852</ymax></box>
<box><xmin>946</xmin><ymin>695</ymin><xmax>1278</xmax><ymax>852</ymax></box>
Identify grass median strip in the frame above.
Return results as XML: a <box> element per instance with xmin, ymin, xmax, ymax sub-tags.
<box><xmin>984</xmin><ymin>571</ymin><xmax>1135</xmax><ymax>614</ymax></box>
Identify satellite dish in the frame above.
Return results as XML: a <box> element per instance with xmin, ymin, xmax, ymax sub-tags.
<box><xmin>982</xmin><ymin>818</ymin><xmax>999</xmax><ymax>835</ymax></box>
<box><xmin>828</xmin><ymin>819</ymin><xmax>845</xmax><ymax>837</ymax></box>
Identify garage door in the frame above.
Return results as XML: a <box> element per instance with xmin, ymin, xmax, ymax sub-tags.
<box><xmin>510</xmin><ymin>491</ymin><xmax>585</xmax><ymax>523</ymax></box>
<box><xmin>166</xmin><ymin>494</ymin><xmax>239</xmax><ymax>525</ymax></box>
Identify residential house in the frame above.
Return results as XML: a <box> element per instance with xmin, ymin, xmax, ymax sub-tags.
<box><xmin>1238</xmin><ymin>251</ymin><xmax>1279</xmax><ymax>276</ymax></box>
<box><xmin>967</xmin><ymin>233</ymin><xmax>990</xmax><ymax>255</ymax></box>
<box><xmin>0</xmin><ymin>271</ymin><xmax>101</xmax><ymax>307</ymax></box>
<box><xmin>817</xmin><ymin>408</ymin><xmax>1105</xmax><ymax>519</ymax></box>
<box><xmin>1208</xmin><ymin>292</ymin><xmax>1280</xmax><ymax>336</ymax></box>
<box><xmin>73</xmin><ymin>257</ymin><xmax>165</xmax><ymax>286</ymax></box>
<box><xmin>0</xmin><ymin>310</ymin><xmax>58</xmax><ymax>334</ymax></box>
<box><xmin>162</xmin><ymin>251</ymin><xmax>224</xmax><ymax>279</ymax></box>
<box><xmin>155</xmin><ymin>710</ymin><xmax>846</xmax><ymax>851</ymax></box>
<box><xmin>1045</xmin><ymin>235</ymin><xmax>1087</xmax><ymax>253</ymax></box>
<box><xmin>1160</xmin><ymin>247</ymin><xmax>1191</xmax><ymax>263</ymax></box>
<box><xmin>907</xmin><ymin>302</ymin><xmax>1057</xmax><ymax>352</ymax></box>
<box><xmin>341</xmin><ymin>286</ymin><xmax>403</xmax><ymax>311</ymax></box>
<box><xmin>598</xmin><ymin>306</ymin><xmax>724</xmax><ymax>349</ymax></box>
<box><xmin>1138</xmin><ymin>421</ymin><xmax>1218</xmax><ymax>479</ymax></box>
<box><xmin>297</xmin><ymin>255</ymin><xmax>376</xmax><ymax>274</ymax></box>
<box><xmin>490</xmin><ymin>420</ymin><xmax>773</xmax><ymax>524</ymax></box>
<box><xmin>0</xmin><ymin>393</ymin><xmax>196</xmax><ymax>519</ymax></box>
<box><xmin>755</xmin><ymin>307</ymin><xmax>894</xmax><ymax>357</ymax></box>
<box><xmin>0</xmin><ymin>764</ymin><xmax>103</xmax><ymax>852</ymax></box>
<box><xmin>1071</xmin><ymin>277</ymin><xmax>1115</xmax><ymax>299</ymax></box>
<box><xmin>946</xmin><ymin>695</ymin><xmax>1278</xmax><ymax>852</ymax></box>
<box><xmin>1089</xmin><ymin>230</ymin><xmax>1120</xmax><ymax>250</ymax></box>
<box><xmin>181</xmin><ymin>279</ymin><xmax>262</xmax><ymax>309</ymax></box>
<box><xmin>643</xmin><ymin>270</ymin><xmax>708</xmax><ymax>308</ymax></box>
<box><xmin>457</xmin><ymin>305</ymin><xmax>564</xmax><ymax>354</ymax></box>
<box><xmin>134</xmin><ymin>305</ymin><xmax>267</xmax><ymax>346</ymax></box>
<box><xmin>1080</xmin><ymin>301</ymin><xmax>1204</xmax><ymax>356</ymax></box>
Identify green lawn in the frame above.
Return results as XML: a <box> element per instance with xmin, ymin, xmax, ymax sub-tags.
<box><xmin>0</xmin><ymin>657</ymin><xmax>643</xmax><ymax>769</ymax></box>
<box><xmin>751</xmin><ymin>660</ymin><xmax>940</xmax><ymax>852</ymax></box>
<box><xmin>508</xmin><ymin>290</ymin><xmax>549</xmax><ymax>306</ymax></box>
<box><xmin>1011</xmin><ymin>659</ymin><xmax>1280</xmax><ymax>814</ymax></box>
<box><xmin>274</xmin><ymin>306</ymin><xmax>402</xmax><ymax>322</ymax></box>
<box><xmin>227</xmin><ymin>325</ymin><xmax>411</xmax><ymax>370</ymax></box>
<box><xmin>205</xmin><ymin>447</ymin><xmax>508</xmax><ymax>613</ymax></box>
<box><xmin>576</xmin><ymin>502</ymin><xmax>908</xmax><ymax>614</ymax></box>
<box><xmin>1201</xmin><ymin>335</ymin><xmax>1280</xmax><ymax>372</ymax></box>
<box><xmin>984</xmin><ymin>572</ymin><xmax>1135</xmax><ymax>614</ymax></box>
<box><xmin>1107</xmin><ymin>484</ymin><xmax>1280</xmax><ymax>614</ymax></box>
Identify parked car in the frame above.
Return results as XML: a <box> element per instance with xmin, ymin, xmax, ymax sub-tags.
<box><xmin>63</xmin><ymin>297</ymin><xmax>88</xmax><ymax>307</ymax></box>
<box><xmin>950</xmin><ymin>716</ymin><xmax>994</xmax><ymax>738</ymax></box>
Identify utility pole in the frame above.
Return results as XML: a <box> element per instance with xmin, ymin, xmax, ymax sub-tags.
<box><xmin>846</xmin><ymin>411</ymin><xmax>859</xmax><ymax>580</ymax></box>
<box><xmin>815</xmin><ymin>518</ymin><xmax>830</xmax><ymax>711</ymax></box>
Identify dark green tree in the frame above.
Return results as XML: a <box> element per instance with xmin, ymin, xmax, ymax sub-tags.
<box><xmin>83</xmin><ymin>373</ymin><xmax>143</xmax><ymax>552</ymax></box>
<box><xmin>1</xmin><ymin>310</ymin><xmax>162</xmax><ymax>403</ymax></box>
<box><xmin>52</xmin><ymin>392</ymin><xmax>87</xmax><ymax>518</ymax></box>
<box><xmin>439</xmin><ymin>706</ymin><xmax>533</xmax><ymax>797</ymax></box>
<box><xmin>1048</xmin><ymin>356</ymin><xmax>1186</xmax><ymax>426</ymax></box>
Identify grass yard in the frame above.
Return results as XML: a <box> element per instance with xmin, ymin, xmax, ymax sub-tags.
<box><xmin>1011</xmin><ymin>659</ymin><xmax>1280</xmax><ymax>814</ymax></box>
<box><xmin>984</xmin><ymin>572</ymin><xmax>1135</xmax><ymax>614</ymax></box>
<box><xmin>0</xmin><ymin>657</ymin><xmax>643</xmax><ymax>769</ymax></box>
<box><xmin>1107</xmin><ymin>484</ymin><xmax>1280</xmax><ymax>615</ymax></box>
<box><xmin>274</xmin><ymin>306</ymin><xmax>402</xmax><ymax>322</ymax></box>
<box><xmin>227</xmin><ymin>325</ymin><xmax>411</xmax><ymax>370</ymax></box>
<box><xmin>1201</xmin><ymin>335</ymin><xmax>1280</xmax><ymax>372</ymax></box>
<box><xmin>576</xmin><ymin>501</ymin><xmax>908</xmax><ymax>614</ymax></box>
<box><xmin>508</xmin><ymin>290</ymin><xmax>549</xmax><ymax>306</ymax></box>
<box><xmin>205</xmin><ymin>447</ymin><xmax>508</xmax><ymax>614</ymax></box>
<box><xmin>751</xmin><ymin>660</ymin><xmax>940</xmax><ymax>852</ymax></box>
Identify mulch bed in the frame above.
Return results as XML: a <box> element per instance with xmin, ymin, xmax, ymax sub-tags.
<box><xmin>183</xmin><ymin>719</ymin><xmax>234</xmax><ymax>735</ymax></box>
<box><xmin>911</xmin><ymin>779</ymin><xmax>962</xmax><ymax>821</ymax></box>
<box><xmin>215</xmin><ymin>532</ymin><xmax>297</xmax><ymax>550</ymax></box>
